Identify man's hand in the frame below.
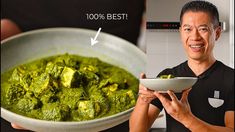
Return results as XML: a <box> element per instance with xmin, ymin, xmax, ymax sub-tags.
<box><xmin>11</xmin><ymin>123</ymin><xmax>26</xmax><ymax>130</ymax></box>
<box><xmin>1</xmin><ymin>19</ymin><xmax>21</xmax><ymax>41</ymax></box>
<box><xmin>154</xmin><ymin>88</ymin><xmax>193</xmax><ymax>126</ymax></box>
<box><xmin>138</xmin><ymin>73</ymin><xmax>156</xmax><ymax>104</ymax></box>
<box><xmin>1</xmin><ymin>19</ymin><xmax>24</xmax><ymax>129</ymax></box>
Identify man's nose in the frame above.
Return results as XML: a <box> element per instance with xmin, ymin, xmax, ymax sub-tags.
<box><xmin>190</xmin><ymin>29</ymin><xmax>202</xmax><ymax>40</ymax></box>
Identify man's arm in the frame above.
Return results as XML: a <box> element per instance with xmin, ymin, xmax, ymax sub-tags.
<box><xmin>129</xmin><ymin>97</ymin><xmax>161</xmax><ymax>132</ymax></box>
<box><xmin>154</xmin><ymin>90</ymin><xmax>234</xmax><ymax>132</ymax></box>
<box><xmin>129</xmin><ymin>73</ymin><xmax>161</xmax><ymax>132</ymax></box>
<box><xmin>182</xmin><ymin>111</ymin><xmax>234</xmax><ymax>132</ymax></box>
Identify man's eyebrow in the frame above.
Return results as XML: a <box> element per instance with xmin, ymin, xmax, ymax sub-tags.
<box><xmin>182</xmin><ymin>24</ymin><xmax>191</xmax><ymax>27</ymax></box>
<box><xmin>182</xmin><ymin>24</ymin><xmax>210</xmax><ymax>28</ymax></box>
<box><xmin>197</xmin><ymin>24</ymin><xmax>209</xmax><ymax>28</ymax></box>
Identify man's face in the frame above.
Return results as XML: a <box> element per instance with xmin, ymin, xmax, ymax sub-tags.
<box><xmin>180</xmin><ymin>11</ymin><xmax>221</xmax><ymax>61</ymax></box>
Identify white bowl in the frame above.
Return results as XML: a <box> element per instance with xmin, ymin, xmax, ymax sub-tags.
<box><xmin>140</xmin><ymin>77</ymin><xmax>198</xmax><ymax>93</ymax></box>
<box><xmin>1</xmin><ymin>28</ymin><xmax>147</xmax><ymax>132</ymax></box>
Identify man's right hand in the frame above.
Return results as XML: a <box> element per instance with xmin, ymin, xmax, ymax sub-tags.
<box><xmin>138</xmin><ymin>73</ymin><xmax>156</xmax><ymax>104</ymax></box>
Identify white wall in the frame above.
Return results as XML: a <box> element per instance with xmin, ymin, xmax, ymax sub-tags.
<box><xmin>229</xmin><ymin>0</ymin><xmax>234</xmax><ymax>68</ymax></box>
<box><xmin>146</xmin><ymin>0</ymin><xmax>233</xmax><ymax>128</ymax></box>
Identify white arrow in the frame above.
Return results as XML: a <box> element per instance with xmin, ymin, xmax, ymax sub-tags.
<box><xmin>91</xmin><ymin>27</ymin><xmax>101</xmax><ymax>46</ymax></box>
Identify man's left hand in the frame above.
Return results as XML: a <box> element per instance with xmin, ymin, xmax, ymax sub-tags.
<box><xmin>154</xmin><ymin>88</ymin><xmax>193</xmax><ymax>126</ymax></box>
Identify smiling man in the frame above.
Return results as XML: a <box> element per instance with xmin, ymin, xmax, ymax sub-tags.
<box><xmin>130</xmin><ymin>1</ymin><xmax>234</xmax><ymax>132</ymax></box>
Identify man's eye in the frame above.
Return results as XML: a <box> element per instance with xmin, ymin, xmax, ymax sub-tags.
<box><xmin>199</xmin><ymin>28</ymin><xmax>209</xmax><ymax>32</ymax></box>
<box><xmin>184</xmin><ymin>28</ymin><xmax>191</xmax><ymax>32</ymax></box>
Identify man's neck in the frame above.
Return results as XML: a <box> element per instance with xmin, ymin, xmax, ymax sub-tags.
<box><xmin>187</xmin><ymin>57</ymin><xmax>216</xmax><ymax>76</ymax></box>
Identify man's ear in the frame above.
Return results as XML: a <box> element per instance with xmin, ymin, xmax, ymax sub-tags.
<box><xmin>215</xmin><ymin>26</ymin><xmax>222</xmax><ymax>41</ymax></box>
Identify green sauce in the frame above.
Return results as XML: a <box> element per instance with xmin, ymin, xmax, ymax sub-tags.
<box><xmin>159</xmin><ymin>74</ymin><xmax>175</xmax><ymax>79</ymax></box>
<box><xmin>1</xmin><ymin>54</ymin><xmax>139</xmax><ymax>121</ymax></box>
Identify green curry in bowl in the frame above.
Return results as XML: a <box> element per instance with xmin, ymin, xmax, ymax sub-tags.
<box><xmin>1</xmin><ymin>53</ymin><xmax>138</xmax><ymax>121</ymax></box>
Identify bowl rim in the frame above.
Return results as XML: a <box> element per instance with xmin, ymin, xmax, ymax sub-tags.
<box><xmin>140</xmin><ymin>77</ymin><xmax>198</xmax><ymax>81</ymax></box>
<box><xmin>1</xmin><ymin>27</ymin><xmax>141</xmax><ymax>48</ymax></box>
<box><xmin>1</xmin><ymin>107</ymin><xmax>134</xmax><ymax>125</ymax></box>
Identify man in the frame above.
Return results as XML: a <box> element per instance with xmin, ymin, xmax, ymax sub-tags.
<box><xmin>130</xmin><ymin>1</ymin><xmax>234</xmax><ymax>132</ymax></box>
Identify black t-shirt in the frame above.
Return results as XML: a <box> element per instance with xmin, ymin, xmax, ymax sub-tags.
<box><xmin>151</xmin><ymin>60</ymin><xmax>234</xmax><ymax>132</ymax></box>
<box><xmin>1</xmin><ymin>0</ymin><xmax>145</xmax><ymax>45</ymax></box>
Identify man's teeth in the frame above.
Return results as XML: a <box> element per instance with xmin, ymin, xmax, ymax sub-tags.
<box><xmin>190</xmin><ymin>45</ymin><xmax>204</xmax><ymax>48</ymax></box>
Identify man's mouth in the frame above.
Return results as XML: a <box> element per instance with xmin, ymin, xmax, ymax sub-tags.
<box><xmin>189</xmin><ymin>44</ymin><xmax>205</xmax><ymax>52</ymax></box>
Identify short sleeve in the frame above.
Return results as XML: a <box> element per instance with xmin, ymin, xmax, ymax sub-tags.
<box><xmin>151</xmin><ymin>98</ymin><xmax>163</xmax><ymax>110</ymax></box>
<box><xmin>225</xmin><ymin>83</ymin><xmax>234</xmax><ymax>111</ymax></box>
<box><xmin>156</xmin><ymin>68</ymin><xmax>174</xmax><ymax>78</ymax></box>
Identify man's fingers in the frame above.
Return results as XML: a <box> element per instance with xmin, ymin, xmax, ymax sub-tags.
<box><xmin>1</xmin><ymin>19</ymin><xmax>21</xmax><ymax>41</ymax></box>
<box><xmin>139</xmin><ymin>93</ymin><xmax>155</xmax><ymax>99</ymax></box>
<box><xmin>181</xmin><ymin>88</ymin><xmax>192</xmax><ymax>102</ymax></box>
<box><xmin>11</xmin><ymin>123</ymin><xmax>26</xmax><ymax>130</ymax></box>
<box><xmin>139</xmin><ymin>87</ymin><xmax>155</xmax><ymax>98</ymax></box>
<box><xmin>139</xmin><ymin>84</ymin><xmax>148</xmax><ymax>91</ymax></box>
<box><xmin>154</xmin><ymin>91</ymin><xmax>171</xmax><ymax>107</ymax></box>
<box><xmin>167</xmin><ymin>90</ymin><xmax>178</xmax><ymax>102</ymax></box>
<box><xmin>140</xmin><ymin>73</ymin><xmax>146</xmax><ymax>79</ymax></box>
<box><xmin>139</xmin><ymin>84</ymin><xmax>154</xmax><ymax>92</ymax></box>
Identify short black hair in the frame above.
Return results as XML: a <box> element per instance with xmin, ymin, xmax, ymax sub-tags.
<box><xmin>180</xmin><ymin>0</ymin><xmax>220</xmax><ymax>27</ymax></box>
